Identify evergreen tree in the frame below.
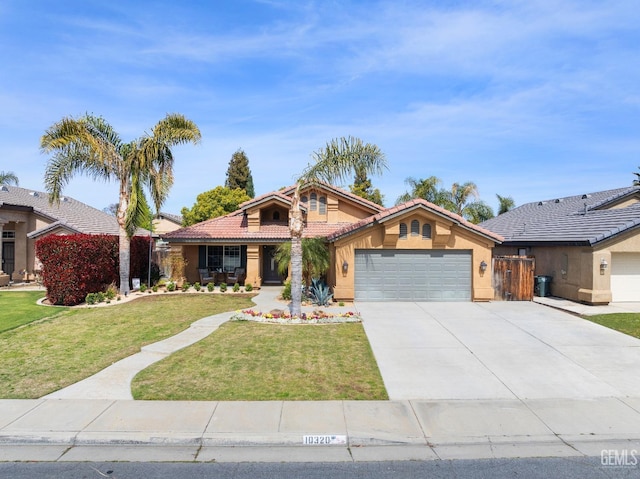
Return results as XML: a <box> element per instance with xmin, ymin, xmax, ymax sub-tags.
<box><xmin>181</xmin><ymin>186</ymin><xmax>250</xmax><ymax>226</ymax></box>
<box><xmin>225</xmin><ymin>148</ymin><xmax>255</xmax><ymax>198</ymax></box>
<box><xmin>350</xmin><ymin>165</ymin><xmax>385</xmax><ymax>205</ymax></box>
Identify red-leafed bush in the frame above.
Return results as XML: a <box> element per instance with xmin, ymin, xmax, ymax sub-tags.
<box><xmin>36</xmin><ymin>234</ymin><xmax>151</xmax><ymax>306</ymax></box>
<box><xmin>130</xmin><ymin>236</ymin><xmax>152</xmax><ymax>283</ymax></box>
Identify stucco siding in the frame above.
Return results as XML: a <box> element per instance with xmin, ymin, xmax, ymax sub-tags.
<box><xmin>333</xmin><ymin>213</ymin><xmax>495</xmax><ymax>302</ymax></box>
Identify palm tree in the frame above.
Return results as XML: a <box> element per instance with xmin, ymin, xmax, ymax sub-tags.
<box><xmin>464</xmin><ymin>201</ymin><xmax>495</xmax><ymax>224</ymax></box>
<box><xmin>496</xmin><ymin>194</ymin><xmax>515</xmax><ymax>215</ymax></box>
<box><xmin>41</xmin><ymin>113</ymin><xmax>201</xmax><ymax>295</ymax></box>
<box><xmin>274</xmin><ymin>237</ymin><xmax>330</xmax><ymax>292</ymax></box>
<box><xmin>0</xmin><ymin>171</ymin><xmax>19</xmax><ymax>186</ymax></box>
<box><xmin>396</xmin><ymin>176</ymin><xmax>442</xmax><ymax>205</ymax></box>
<box><xmin>444</xmin><ymin>182</ymin><xmax>479</xmax><ymax>216</ymax></box>
<box><xmin>289</xmin><ymin>136</ymin><xmax>387</xmax><ymax>316</ymax></box>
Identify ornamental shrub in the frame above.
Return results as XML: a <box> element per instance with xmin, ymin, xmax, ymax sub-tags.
<box><xmin>36</xmin><ymin>234</ymin><xmax>154</xmax><ymax>306</ymax></box>
<box><xmin>219</xmin><ymin>282</ymin><xmax>227</xmax><ymax>292</ymax></box>
<box><xmin>281</xmin><ymin>280</ymin><xmax>292</xmax><ymax>300</ymax></box>
<box><xmin>244</xmin><ymin>283</ymin><xmax>253</xmax><ymax>292</ymax></box>
<box><xmin>207</xmin><ymin>282</ymin><xmax>215</xmax><ymax>292</ymax></box>
<box><xmin>233</xmin><ymin>282</ymin><xmax>240</xmax><ymax>292</ymax></box>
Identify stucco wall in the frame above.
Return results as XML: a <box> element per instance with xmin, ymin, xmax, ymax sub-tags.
<box><xmin>492</xmin><ymin>236</ymin><xmax>640</xmax><ymax>305</ymax></box>
<box><xmin>0</xmin><ymin>208</ymin><xmax>50</xmax><ymax>281</ymax></box>
<box><xmin>332</xmin><ymin>211</ymin><xmax>495</xmax><ymax>301</ymax></box>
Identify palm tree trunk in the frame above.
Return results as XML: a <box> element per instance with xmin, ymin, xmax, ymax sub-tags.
<box><xmin>117</xmin><ymin>183</ymin><xmax>131</xmax><ymax>295</ymax></box>
<box><xmin>119</xmin><ymin>229</ymin><xmax>131</xmax><ymax>295</ymax></box>
<box><xmin>289</xmin><ymin>184</ymin><xmax>304</xmax><ymax>316</ymax></box>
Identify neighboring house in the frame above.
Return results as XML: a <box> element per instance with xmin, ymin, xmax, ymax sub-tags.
<box><xmin>153</xmin><ymin>212</ymin><xmax>183</xmax><ymax>235</ymax></box>
<box><xmin>481</xmin><ymin>186</ymin><xmax>640</xmax><ymax>304</ymax></box>
<box><xmin>0</xmin><ymin>185</ymin><xmax>142</xmax><ymax>286</ymax></box>
<box><xmin>163</xmin><ymin>183</ymin><xmax>502</xmax><ymax>302</ymax></box>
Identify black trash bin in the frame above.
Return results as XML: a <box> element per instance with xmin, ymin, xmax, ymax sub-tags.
<box><xmin>534</xmin><ymin>275</ymin><xmax>552</xmax><ymax>297</ymax></box>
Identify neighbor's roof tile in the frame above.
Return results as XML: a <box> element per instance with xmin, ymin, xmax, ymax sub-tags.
<box><xmin>480</xmin><ymin>186</ymin><xmax>640</xmax><ymax>245</ymax></box>
<box><xmin>0</xmin><ymin>185</ymin><xmax>134</xmax><ymax>236</ymax></box>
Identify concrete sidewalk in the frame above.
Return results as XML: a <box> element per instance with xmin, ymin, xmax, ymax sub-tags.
<box><xmin>1</xmin><ymin>397</ymin><xmax>640</xmax><ymax>462</ymax></box>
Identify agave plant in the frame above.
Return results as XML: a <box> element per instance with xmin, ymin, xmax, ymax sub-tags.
<box><xmin>309</xmin><ymin>278</ymin><xmax>333</xmax><ymax>306</ymax></box>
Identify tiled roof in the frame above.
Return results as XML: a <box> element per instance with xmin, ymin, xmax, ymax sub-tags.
<box><xmin>480</xmin><ymin>186</ymin><xmax>640</xmax><ymax>245</ymax></box>
<box><xmin>163</xmin><ymin>210</ymin><xmax>351</xmax><ymax>242</ymax></box>
<box><xmin>328</xmin><ymin>198</ymin><xmax>503</xmax><ymax>243</ymax></box>
<box><xmin>238</xmin><ymin>191</ymin><xmax>296</xmax><ymax>211</ymax></box>
<box><xmin>0</xmin><ymin>185</ymin><xmax>123</xmax><ymax>235</ymax></box>
<box><xmin>157</xmin><ymin>211</ymin><xmax>182</xmax><ymax>224</ymax></box>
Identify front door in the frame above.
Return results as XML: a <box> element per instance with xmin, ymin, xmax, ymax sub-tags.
<box><xmin>262</xmin><ymin>245</ymin><xmax>283</xmax><ymax>284</ymax></box>
<box><xmin>2</xmin><ymin>242</ymin><xmax>15</xmax><ymax>277</ymax></box>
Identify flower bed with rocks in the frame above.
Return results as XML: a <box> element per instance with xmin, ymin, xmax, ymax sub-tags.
<box><xmin>230</xmin><ymin>308</ymin><xmax>362</xmax><ymax>324</ymax></box>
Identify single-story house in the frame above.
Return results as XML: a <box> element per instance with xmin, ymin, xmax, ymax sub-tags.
<box><xmin>0</xmin><ymin>185</ymin><xmax>142</xmax><ymax>286</ymax></box>
<box><xmin>481</xmin><ymin>186</ymin><xmax>640</xmax><ymax>304</ymax></box>
<box><xmin>162</xmin><ymin>183</ymin><xmax>502</xmax><ymax>302</ymax></box>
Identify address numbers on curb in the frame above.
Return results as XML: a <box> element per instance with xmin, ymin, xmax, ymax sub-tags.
<box><xmin>302</xmin><ymin>435</ymin><xmax>347</xmax><ymax>445</ymax></box>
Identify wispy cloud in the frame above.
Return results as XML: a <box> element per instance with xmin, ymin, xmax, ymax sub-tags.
<box><xmin>1</xmin><ymin>0</ymin><xmax>639</xmax><ymax>214</ymax></box>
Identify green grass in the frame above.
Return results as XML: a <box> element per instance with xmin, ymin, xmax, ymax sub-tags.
<box><xmin>585</xmin><ymin>313</ymin><xmax>640</xmax><ymax>339</ymax></box>
<box><xmin>132</xmin><ymin>321</ymin><xmax>388</xmax><ymax>401</ymax></box>
<box><xmin>0</xmin><ymin>291</ymin><xmax>68</xmax><ymax>333</ymax></box>
<box><xmin>0</xmin><ymin>294</ymin><xmax>254</xmax><ymax>398</ymax></box>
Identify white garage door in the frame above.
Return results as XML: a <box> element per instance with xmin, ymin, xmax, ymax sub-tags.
<box><xmin>354</xmin><ymin>249</ymin><xmax>472</xmax><ymax>301</ymax></box>
<box><xmin>611</xmin><ymin>253</ymin><xmax>640</xmax><ymax>302</ymax></box>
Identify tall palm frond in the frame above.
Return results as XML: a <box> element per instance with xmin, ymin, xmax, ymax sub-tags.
<box><xmin>41</xmin><ymin>113</ymin><xmax>200</xmax><ymax>295</ymax></box>
<box><xmin>496</xmin><ymin>194</ymin><xmax>515</xmax><ymax>215</ymax></box>
<box><xmin>0</xmin><ymin>171</ymin><xmax>19</xmax><ymax>186</ymax></box>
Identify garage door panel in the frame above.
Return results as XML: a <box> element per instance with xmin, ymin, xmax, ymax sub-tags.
<box><xmin>611</xmin><ymin>253</ymin><xmax>640</xmax><ymax>302</ymax></box>
<box><xmin>355</xmin><ymin>249</ymin><xmax>471</xmax><ymax>302</ymax></box>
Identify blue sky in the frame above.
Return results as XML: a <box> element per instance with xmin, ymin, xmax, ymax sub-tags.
<box><xmin>1</xmin><ymin>0</ymin><xmax>639</xmax><ymax>215</ymax></box>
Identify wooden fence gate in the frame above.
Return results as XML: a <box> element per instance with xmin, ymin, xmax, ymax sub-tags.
<box><xmin>492</xmin><ymin>255</ymin><xmax>535</xmax><ymax>301</ymax></box>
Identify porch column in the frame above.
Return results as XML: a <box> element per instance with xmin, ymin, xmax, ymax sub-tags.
<box><xmin>0</xmin><ymin>220</ymin><xmax>9</xmax><ymax>286</ymax></box>
<box><xmin>246</xmin><ymin>244</ymin><xmax>261</xmax><ymax>288</ymax></box>
<box><xmin>12</xmin><ymin>221</ymin><xmax>27</xmax><ymax>282</ymax></box>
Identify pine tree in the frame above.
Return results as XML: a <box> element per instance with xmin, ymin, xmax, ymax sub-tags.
<box><xmin>225</xmin><ymin>148</ymin><xmax>255</xmax><ymax>198</ymax></box>
<box><xmin>350</xmin><ymin>165</ymin><xmax>385</xmax><ymax>206</ymax></box>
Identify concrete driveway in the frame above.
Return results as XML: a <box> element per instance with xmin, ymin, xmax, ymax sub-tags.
<box><xmin>357</xmin><ymin>301</ymin><xmax>640</xmax><ymax>400</ymax></box>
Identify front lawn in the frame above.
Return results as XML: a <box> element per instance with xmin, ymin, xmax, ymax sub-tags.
<box><xmin>585</xmin><ymin>313</ymin><xmax>640</xmax><ymax>339</ymax></box>
<box><xmin>0</xmin><ymin>291</ymin><xmax>68</xmax><ymax>333</ymax></box>
<box><xmin>132</xmin><ymin>321</ymin><xmax>388</xmax><ymax>401</ymax></box>
<box><xmin>0</xmin><ymin>294</ymin><xmax>254</xmax><ymax>398</ymax></box>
